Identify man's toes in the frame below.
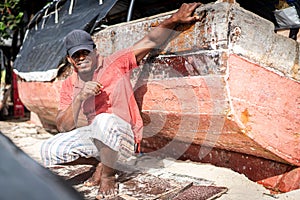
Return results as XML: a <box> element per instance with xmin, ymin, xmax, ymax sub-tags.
<box><xmin>95</xmin><ymin>193</ymin><xmax>105</xmax><ymax>200</ymax></box>
<box><xmin>84</xmin><ymin>180</ymin><xmax>97</xmax><ymax>187</ymax></box>
<box><xmin>96</xmin><ymin>191</ymin><xmax>114</xmax><ymax>200</ymax></box>
<box><xmin>96</xmin><ymin>184</ymin><xmax>118</xmax><ymax>199</ymax></box>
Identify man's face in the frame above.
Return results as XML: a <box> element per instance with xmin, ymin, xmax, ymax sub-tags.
<box><xmin>68</xmin><ymin>49</ymin><xmax>97</xmax><ymax>75</ymax></box>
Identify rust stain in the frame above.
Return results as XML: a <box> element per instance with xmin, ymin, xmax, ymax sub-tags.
<box><xmin>150</xmin><ymin>20</ymin><xmax>160</xmax><ymax>27</ymax></box>
<box><xmin>291</xmin><ymin>63</ymin><xmax>300</xmax><ymax>79</ymax></box>
<box><xmin>222</xmin><ymin>0</ymin><xmax>236</xmax><ymax>4</ymax></box>
<box><xmin>241</xmin><ymin>108</ymin><xmax>250</xmax><ymax>124</ymax></box>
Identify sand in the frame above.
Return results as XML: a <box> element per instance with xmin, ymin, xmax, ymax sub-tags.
<box><xmin>0</xmin><ymin>119</ymin><xmax>299</xmax><ymax>200</ymax></box>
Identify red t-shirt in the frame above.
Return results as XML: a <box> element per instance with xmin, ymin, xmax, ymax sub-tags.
<box><xmin>59</xmin><ymin>48</ymin><xmax>143</xmax><ymax>143</ymax></box>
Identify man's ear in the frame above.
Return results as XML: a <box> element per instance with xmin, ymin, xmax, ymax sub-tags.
<box><xmin>92</xmin><ymin>48</ymin><xmax>97</xmax><ymax>55</ymax></box>
<box><xmin>66</xmin><ymin>56</ymin><xmax>73</xmax><ymax>64</ymax></box>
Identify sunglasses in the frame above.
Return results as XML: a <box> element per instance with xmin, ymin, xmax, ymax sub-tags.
<box><xmin>71</xmin><ymin>50</ymin><xmax>93</xmax><ymax>62</ymax></box>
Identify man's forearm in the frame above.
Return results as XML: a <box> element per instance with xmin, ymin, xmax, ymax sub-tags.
<box><xmin>133</xmin><ymin>16</ymin><xmax>177</xmax><ymax>62</ymax></box>
<box><xmin>148</xmin><ymin>16</ymin><xmax>178</xmax><ymax>46</ymax></box>
<box><xmin>147</xmin><ymin>3</ymin><xmax>202</xmax><ymax>47</ymax></box>
<box><xmin>133</xmin><ymin>3</ymin><xmax>201</xmax><ymax>62</ymax></box>
<box><xmin>56</xmin><ymin>95</ymin><xmax>83</xmax><ymax>132</ymax></box>
<box><xmin>56</xmin><ymin>81</ymin><xmax>102</xmax><ymax>132</ymax></box>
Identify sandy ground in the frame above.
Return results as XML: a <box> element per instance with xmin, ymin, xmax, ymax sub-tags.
<box><xmin>0</xmin><ymin>118</ymin><xmax>299</xmax><ymax>200</ymax></box>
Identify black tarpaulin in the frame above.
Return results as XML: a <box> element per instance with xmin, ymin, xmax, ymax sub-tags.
<box><xmin>0</xmin><ymin>131</ymin><xmax>84</xmax><ymax>200</ymax></box>
<box><xmin>14</xmin><ymin>0</ymin><xmax>118</xmax><ymax>81</ymax></box>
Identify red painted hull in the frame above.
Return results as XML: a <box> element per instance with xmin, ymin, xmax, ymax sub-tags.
<box><xmin>18</xmin><ymin>81</ymin><xmax>61</xmax><ymax>129</ymax></box>
<box><xmin>16</xmin><ymin>2</ymin><xmax>300</xmax><ymax>192</ymax></box>
<box><xmin>17</xmin><ymin>55</ymin><xmax>300</xmax><ymax>193</ymax></box>
<box><xmin>228</xmin><ymin>55</ymin><xmax>300</xmax><ymax>167</ymax></box>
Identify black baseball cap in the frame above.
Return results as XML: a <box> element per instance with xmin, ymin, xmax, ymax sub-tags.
<box><xmin>64</xmin><ymin>29</ymin><xmax>95</xmax><ymax>56</ymax></box>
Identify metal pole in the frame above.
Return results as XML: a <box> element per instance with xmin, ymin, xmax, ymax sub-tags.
<box><xmin>0</xmin><ymin>49</ymin><xmax>4</xmax><ymax>83</ymax></box>
<box><xmin>0</xmin><ymin>49</ymin><xmax>4</xmax><ymax>71</ymax></box>
<box><xmin>127</xmin><ymin>0</ymin><xmax>135</xmax><ymax>22</ymax></box>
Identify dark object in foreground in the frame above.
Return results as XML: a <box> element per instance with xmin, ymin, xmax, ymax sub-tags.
<box><xmin>0</xmin><ymin>131</ymin><xmax>83</xmax><ymax>200</ymax></box>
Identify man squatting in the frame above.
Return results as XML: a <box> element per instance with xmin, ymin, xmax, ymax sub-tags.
<box><xmin>41</xmin><ymin>2</ymin><xmax>202</xmax><ymax>199</ymax></box>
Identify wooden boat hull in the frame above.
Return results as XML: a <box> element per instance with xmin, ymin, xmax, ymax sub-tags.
<box><xmin>17</xmin><ymin>2</ymin><xmax>300</xmax><ymax>192</ymax></box>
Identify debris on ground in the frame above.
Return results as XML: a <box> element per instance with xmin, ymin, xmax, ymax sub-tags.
<box><xmin>1</xmin><ymin>119</ymin><xmax>300</xmax><ymax>200</ymax></box>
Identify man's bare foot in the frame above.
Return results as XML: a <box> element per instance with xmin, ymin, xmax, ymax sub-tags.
<box><xmin>84</xmin><ymin>163</ymin><xmax>102</xmax><ymax>186</ymax></box>
<box><xmin>96</xmin><ymin>175</ymin><xmax>118</xmax><ymax>199</ymax></box>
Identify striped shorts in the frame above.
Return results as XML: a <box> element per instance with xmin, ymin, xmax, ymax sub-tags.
<box><xmin>40</xmin><ymin>113</ymin><xmax>135</xmax><ymax>167</ymax></box>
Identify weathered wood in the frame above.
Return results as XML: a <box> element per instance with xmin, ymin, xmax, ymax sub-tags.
<box><xmin>17</xmin><ymin>1</ymin><xmax>300</xmax><ymax>192</ymax></box>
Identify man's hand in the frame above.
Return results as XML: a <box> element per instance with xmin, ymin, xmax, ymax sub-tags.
<box><xmin>133</xmin><ymin>2</ymin><xmax>203</xmax><ymax>62</ymax></box>
<box><xmin>171</xmin><ymin>2</ymin><xmax>202</xmax><ymax>24</ymax></box>
<box><xmin>56</xmin><ymin>81</ymin><xmax>103</xmax><ymax>132</ymax></box>
<box><xmin>78</xmin><ymin>81</ymin><xmax>103</xmax><ymax>101</ymax></box>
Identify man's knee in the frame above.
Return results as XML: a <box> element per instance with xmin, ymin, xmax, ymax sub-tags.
<box><xmin>40</xmin><ymin>135</ymin><xmax>69</xmax><ymax>166</ymax></box>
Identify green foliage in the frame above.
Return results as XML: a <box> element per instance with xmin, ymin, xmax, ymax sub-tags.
<box><xmin>0</xmin><ymin>0</ymin><xmax>24</xmax><ymax>44</ymax></box>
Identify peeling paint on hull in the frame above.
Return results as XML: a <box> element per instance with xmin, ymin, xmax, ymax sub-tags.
<box><xmin>17</xmin><ymin>2</ymin><xmax>300</xmax><ymax>192</ymax></box>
